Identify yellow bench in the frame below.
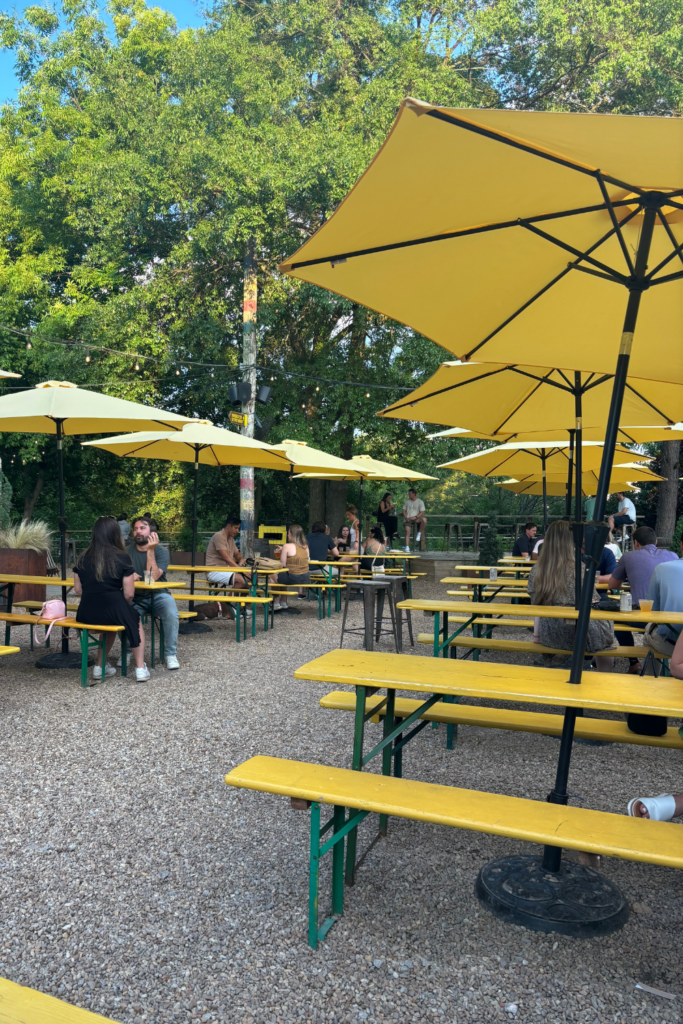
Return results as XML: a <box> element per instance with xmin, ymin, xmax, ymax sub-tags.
<box><xmin>0</xmin><ymin>612</ymin><xmax>125</xmax><ymax>687</ymax></box>
<box><xmin>0</xmin><ymin>973</ymin><xmax>121</xmax><ymax>1022</ymax></box>
<box><xmin>225</xmin><ymin>755</ymin><xmax>683</xmax><ymax>950</ymax></box>
<box><xmin>320</xmin><ymin>690</ymin><xmax>683</xmax><ymax>749</ymax></box>
<box><xmin>416</xmin><ymin>633</ymin><xmax>664</xmax><ymax>664</ymax></box>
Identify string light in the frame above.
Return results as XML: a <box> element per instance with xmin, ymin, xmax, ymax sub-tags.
<box><xmin>85</xmin><ymin>349</ymin><xmax>90</xmax><ymax>363</ymax></box>
<box><xmin>366</xmin><ymin>392</ymin><xmax>370</xmax><ymax>398</ymax></box>
<box><xmin>176</xmin><ymin>369</ymin><xmax>180</xmax><ymax>376</ymax></box>
<box><xmin>301</xmin><ymin>403</ymin><xmax>306</xmax><ymax>409</ymax></box>
<box><xmin>315</xmin><ymin>386</ymin><xmax>319</xmax><ymax>391</ymax></box>
<box><xmin>134</xmin><ymin>360</ymin><xmax>140</xmax><ymax>371</ymax></box>
<box><xmin>26</xmin><ymin>341</ymin><xmax>31</xmax><ymax>351</ymax></box>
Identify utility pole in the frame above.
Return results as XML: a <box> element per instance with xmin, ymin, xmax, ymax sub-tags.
<box><xmin>240</xmin><ymin>238</ymin><xmax>257</xmax><ymax>559</ymax></box>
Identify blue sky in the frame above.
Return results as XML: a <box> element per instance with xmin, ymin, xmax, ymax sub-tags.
<box><xmin>0</xmin><ymin>0</ymin><xmax>207</xmax><ymax>103</ymax></box>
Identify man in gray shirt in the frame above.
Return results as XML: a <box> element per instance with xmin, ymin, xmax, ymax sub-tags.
<box><xmin>644</xmin><ymin>538</ymin><xmax>683</xmax><ymax>658</ymax></box>
<box><xmin>123</xmin><ymin>516</ymin><xmax>180</xmax><ymax>670</ymax></box>
<box><xmin>607</xmin><ymin>526</ymin><xmax>678</xmax><ymax>607</ymax></box>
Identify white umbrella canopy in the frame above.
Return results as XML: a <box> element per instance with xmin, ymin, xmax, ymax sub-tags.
<box><xmin>0</xmin><ymin>369</ymin><xmax>21</xmax><ymax>379</ymax></box>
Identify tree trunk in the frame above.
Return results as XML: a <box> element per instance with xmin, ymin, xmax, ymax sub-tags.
<box><xmin>327</xmin><ymin>480</ymin><xmax>349</xmax><ymax>536</ymax></box>
<box><xmin>309</xmin><ymin>479</ymin><xmax>325</xmax><ymax>530</ymax></box>
<box><xmin>655</xmin><ymin>439</ymin><xmax>680</xmax><ymax>545</ymax></box>
<box><xmin>240</xmin><ymin>236</ymin><xmax>257</xmax><ymax>558</ymax></box>
<box><xmin>23</xmin><ymin>468</ymin><xmax>44</xmax><ymax>520</ymax></box>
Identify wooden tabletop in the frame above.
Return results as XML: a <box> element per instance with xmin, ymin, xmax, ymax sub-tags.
<box><xmin>294</xmin><ymin>650</ymin><xmax>683</xmax><ymax>717</ymax></box>
<box><xmin>397</xmin><ymin>598</ymin><xmax>683</xmax><ymax>625</ymax></box>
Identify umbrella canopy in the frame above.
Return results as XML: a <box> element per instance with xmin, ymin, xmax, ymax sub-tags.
<box><xmin>380</xmin><ymin>362</ymin><xmax>683</xmax><ymax>437</ymax></box>
<box><xmin>280</xmin><ymin>100</ymin><xmax>683</xmax><ymax>385</ymax></box>
<box><xmin>497</xmin><ymin>465</ymin><xmax>666</xmax><ymax>496</ymax></box>
<box><xmin>84</xmin><ymin>421</ymin><xmax>301</xmax><ymax>604</ymax></box>
<box><xmin>267</xmin><ymin>440</ymin><xmax>365</xmax><ymax>476</ymax></box>
<box><xmin>438</xmin><ymin>441</ymin><xmax>649</xmax><ymax>478</ymax></box>
<box><xmin>427</xmin><ymin>424</ymin><xmax>683</xmax><ymax>444</ymax></box>
<box><xmin>0</xmin><ymin>370</ymin><xmax>21</xmax><ymax>378</ymax></box>
<box><xmin>294</xmin><ymin>454</ymin><xmax>438</xmax><ymax>482</ymax></box>
<box><xmin>83</xmin><ymin>421</ymin><xmax>296</xmax><ymax>470</ymax></box>
<box><xmin>0</xmin><ymin>380</ymin><xmax>192</xmax><ymax>433</ymax></box>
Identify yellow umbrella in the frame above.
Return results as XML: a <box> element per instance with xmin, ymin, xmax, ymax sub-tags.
<box><xmin>0</xmin><ymin>369</ymin><xmax>21</xmax><ymax>379</ymax></box>
<box><xmin>439</xmin><ymin>440</ymin><xmax>649</xmax><ymax>530</ymax></box>
<box><xmin>497</xmin><ymin>464</ymin><xmax>666</xmax><ymax>496</ymax></box>
<box><xmin>380</xmin><ymin>361</ymin><xmax>683</xmax><ymax>436</ymax></box>
<box><xmin>83</xmin><ymin>422</ymin><xmax>305</xmax><ymax>573</ymax></box>
<box><xmin>0</xmin><ymin>380</ymin><xmax>194</xmax><ymax>666</ymax></box>
<box><xmin>427</xmin><ymin>424</ymin><xmax>683</xmax><ymax>444</ymax></box>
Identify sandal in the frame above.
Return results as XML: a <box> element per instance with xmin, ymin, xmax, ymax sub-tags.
<box><xmin>627</xmin><ymin>794</ymin><xmax>676</xmax><ymax>820</ymax></box>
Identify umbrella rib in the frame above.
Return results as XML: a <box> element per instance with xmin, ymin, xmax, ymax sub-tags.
<box><xmin>379</xmin><ymin>366</ymin><xmax>510</xmax><ymax>414</ymax></box>
<box><xmin>648</xmin><ymin>269</ymin><xmax>683</xmax><ymax>287</ymax></box>
<box><xmin>570</xmin><ymin>265</ymin><xmax>625</xmax><ymax>285</ymax></box>
<box><xmin>580</xmin><ymin>374</ymin><xmax>613</xmax><ymax>393</ymax></box>
<box><xmin>518</xmin><ymin>220</ymin><xmax>629</xmax><ymax>282</ymax></box>
<box><xmin>423</xmin><ymin>109</ymin><xmax>645</xmax><ymax>195</ymax></box>
<box><xmin>646</xmin><ymin>213</ymin><xmax>683</xmax><ymax>279</ymax></box>
<box><xmin>595</xmin><ymin>172</ymin><xmax>635</xmax><ymax>275</ymax></box>
<box><xmin>506</xmin><ymin>368</ymin><xmax>574</xmax><ymax>393</ymax></box>
<box><xmin>464</xmin><ymin>210</ymin><xmax>640</xmax><ymax>361</ymax></box>
<box><xmin>287</xmin><ymin>201</ymin><xmax>627</xmax><ymax>271</ymax></box>
<box><xmin>490</xmin><ymin>377</ymin><xmax>553</xmax><ymax>434</ymax></box>
<box><xmin>622</xmin><ymin>384</ymin><xmax>674</xmax><ymax>424</ymax></box>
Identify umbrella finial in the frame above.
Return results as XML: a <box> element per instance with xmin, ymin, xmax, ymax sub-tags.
<box><xmin>36</xmin><ymin>381</ymin><xmax>78</xmax><ymax>390</ymax></box>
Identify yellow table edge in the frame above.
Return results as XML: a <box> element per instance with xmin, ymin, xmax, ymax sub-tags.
<box><xmin>0</xmin><ymin>974</ymin><xmax>122</xmax><ymax>1023</ymax></box>
<box><xmin>0</xmin><ymin>646</ymin><xmax>20</xmax><ymax>655</ymax></box>
<box><xmin>397</xmin><ymin>598</ymin><xmax>683</xmax><ymax>624</ymax></box>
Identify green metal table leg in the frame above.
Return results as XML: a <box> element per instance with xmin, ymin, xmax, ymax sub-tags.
<box><xmin>149</xmin><ymin>592</ymin><xmax>155</xmax><ymax>669</ymax></box>
<box><xmin>121</xmin><ymin>632</ymin><xmax>127</xmax><ymax>677</ymax></box>
<box><xmin>345</xmin><ymin>684</ymin><xmax>367</xmax><ymax>885</ymax></box>
<box><xmin>379</xmin><ymin>689</ymin><xmax>396</xmax><ymax>835</ymax></box>
<box><xmin>80</xmin><ymin>630</ymin><xmax>89</xmax><ymax>688</ymax></box>
<box><xmin>4</xmin><ymin>582</ymin><xmax>13</xmax><ymax>645</ymax></box>
<box><xmin>235</xmin><ymin>605</ymin><xmax>241</xmax><ymax>643</ymax></box>
<box><xmin>331</xmin><ymin>804</ymin><xmax>345</xmax><ymax>915</ymax></box>
<box><xmin>308</xmin><ymin>801</ymin><xmax>321</xmax><ymax>950</ymax></box>
<box><xmin>252</xmin><ymin>603</ymin><xmax>257</xmax><ymax>638</ymax></box>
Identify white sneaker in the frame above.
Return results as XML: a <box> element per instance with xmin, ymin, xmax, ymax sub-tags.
<box><xmin>403</xmin><ymin>546</ymin><xmax>411</xmax><ymax>553</ymax></box>
<box><xmin>92</xmin><ymin>663</ymin><xmax>116</xmax><ymax>679</ymax></box>
<box><xmin>116</xmin><ymin>655</ymin><xmax>123</xmax><ymax>667</ymax></box>
<box><xmin>165</xmin><ymin>655</ymin><xmax>180</xmax><ymax>670</ymax></box>
<box><xmin>135</xmin><ymin>664</ymin><xmax>150</xmax><ymax>682</ymax></box>
<box><xmin>416</xmin><ymin>532</ymin><xmax>421</xmax><ymax>541</ymax></box>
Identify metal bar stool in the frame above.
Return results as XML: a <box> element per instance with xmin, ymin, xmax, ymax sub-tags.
<box><xmin>340</xmin><ymin>578</ymin><xmax>399</xmax><ymax>652</ymax></box>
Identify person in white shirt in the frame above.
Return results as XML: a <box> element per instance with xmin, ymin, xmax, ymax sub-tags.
<box><xmin>608</xmin><ymin>492</ymin><xmax>636</xmax><ymax>534</ymax></box>
<box><xmin>402</xmin><ymin>488</ymin><xmax>426</xmax><ymax>552</ymax></box>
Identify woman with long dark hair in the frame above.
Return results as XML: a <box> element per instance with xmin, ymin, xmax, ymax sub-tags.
<box><xmin>377</xmin><ymin>493</ymin><xmax>398</xmax><ymax>546</ymax></box>
<box><xmin>361</xmin><ymin>525</ymin><xmax>386</xmax><ymax>572</ymax></box>
<box><xmin>73</xmin><ymin>516</ymin><xmax>149</xmax><ymax>682</ymax></box>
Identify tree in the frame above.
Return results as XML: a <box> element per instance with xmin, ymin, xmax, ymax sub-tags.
<box><xmin>655</xmin><ymin>439</ymin><xmax>681</xmax><ymax>546</ymax></box>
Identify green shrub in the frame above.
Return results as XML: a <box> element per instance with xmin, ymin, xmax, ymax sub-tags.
<box><xmin>478</xmin><ymin>514</ymin><xmax>502</xmax><ymax>565</ymax></box>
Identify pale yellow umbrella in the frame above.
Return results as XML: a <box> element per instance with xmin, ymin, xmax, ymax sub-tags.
<box><xmin>427</xmin><ymin>424</ymin><xmax>683</xmax><ymax>444</ymax></box>
<box><xmin>0</xmin><ymin>380</ymin><xmax>194</xmax><ymax>666</ymax></box>
<box><xmin>0</xmin><ymin>370</ymin><xmax>21</xmax><ymax>379</ymax></box>
<box><xmin>496</xmin><ymin>464</ymin><xmax>666</xmax><ymax>496</ymax></box>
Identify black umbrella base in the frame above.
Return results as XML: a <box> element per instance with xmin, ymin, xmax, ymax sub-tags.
<box><xmin>476</xmin><ymin>854</ymin><xmax>629</xmax><ymax>937</ymax></box>
<box><xmin>35</xmin><ymin>652</ymin><xmax>94</xmax><ymax>670</ymax></box>
<box><xmin>179</xmin><ymin>621</ymin><xmax>212</xmax><ymax>635</ymax></box>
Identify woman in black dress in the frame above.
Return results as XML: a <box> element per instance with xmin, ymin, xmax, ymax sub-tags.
<box><xmin>73</xmin><ymin>517</ymin><xmax>149</xmax><ymax>682</ymax></box>
<box><xmin>377</xmin><ymin>492</ymin><xmax>398</xmax><ymax>546</ymax></box>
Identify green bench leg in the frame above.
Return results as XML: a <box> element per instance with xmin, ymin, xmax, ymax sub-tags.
<box><xmin>235</xmin><ymin>606</ymin><xmax>241</xmax><ymax>643</ymax></box>
<box><xmin>444</xmin><ymin>694</ymin><xmax>458</xmax><ymax>749</ymax></box>
<box><xmin>252</xmin><ymin>605</ymin><xmax>257</xmax><ymax>638</ymax></box>
<box><xmin>345</xmin><ymin>684</ymin><xmax>367</xmax><ymax>886</ymax></box>
<box><xmin>121</xmin><ymin>632</ymin><xmax>128</xmax><ymax>677</ymax></box>
<box><xmin>379</xmin><ymin>689</ymin><xmax>395</xmax><ymax>836</ymax></box>
<box><xmin>308</xmin><ymin>802</ymin><xmax>360</xmax><ymax>950</ymax></box>
<box><xmin>308</xmin><ymin>801</ymin><xmax>321</xmax><ymax>949</ymax></box>
<box><xmin>80</xmin><ymin>630</ymin><xmax>89</xmax><ymax>687</ymax></box>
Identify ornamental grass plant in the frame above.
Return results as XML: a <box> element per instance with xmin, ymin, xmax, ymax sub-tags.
<box><xmin>0</xmin><ymin>519</ymin><xmax>53</xmax><ymax>552</ymax></box>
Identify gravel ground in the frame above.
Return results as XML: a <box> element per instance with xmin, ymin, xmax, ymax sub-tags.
<box><xmin>1</xmin><ymin>574</ymin><xmax>682</xmax><ymax>1023</ymax></box>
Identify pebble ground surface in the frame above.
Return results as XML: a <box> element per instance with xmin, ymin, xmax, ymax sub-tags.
<box><xmin>1</xmin><ymin>573</ymin><xmax>682</xmax><ymax>1024</ymax></box>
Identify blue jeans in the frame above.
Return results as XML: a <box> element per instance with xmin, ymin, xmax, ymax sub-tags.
<box><xmin>133</xmin><ymin>591</ymin><xmax>179</xmax><ymax>657</ymax></box>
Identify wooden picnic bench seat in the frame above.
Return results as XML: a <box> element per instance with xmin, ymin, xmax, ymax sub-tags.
<box><xmin>225</xmin><ymin>755</ymin><xmax>683</xmax><ymax>949</ymax></box>
<box><xmin>0</xmin><ymin>612</ymin><xmax>126</xmax><ymax>687</ymax></box>
<box><xmin>320</xmin><ymin>690</ymin><xmax>683</xmax><ymax>749</ymax></box>
<box><xmin>0</xmin><ymin>972</ymin><xmax>120</xmax><ymax>1022</ymax></box>
<box><xmin>14</xmin><ymin>600</ymin><xmax>79</xmax><ymax>612</ymax></box>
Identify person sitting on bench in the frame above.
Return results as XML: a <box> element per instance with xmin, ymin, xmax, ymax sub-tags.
<box><xmin>512</xmin><ymin>521</ymin><xmax>537</xmax><ymax>559</ymax></box>
<box><xmin>608</xmin><ymin>491</ymin><xmax>636</xmax><ymax>536</ymax></box>
<box><xmin>126</xmin><ymin>516</ymin><xmax>181</xmax><ymax>670</ymax></box>
<box><xmin>73</xmin><ymin>516</ymin><xmax>149</xmax><ymax>682</ymax></box>
<box><xmin>270</xmin><ymin>525</ymin><xmax>311</xmax><ymax>611</ymax></box>
<box><xmin>527</xmin><ymin>519</ymin><xmax>616</xmax><ymax>671</ymax></box>
<box><xmin>306</xmin><ymin>521</ymin><xmax>339</xmax><ymax>563</ymax></box>
<box><xmin>360</xmin><ymin>526</ymin><xmax>386</xmax><ymax>572</ymax></box>
<box><xmin>641</xmin><ymin>535</ymin><xmax>683</xmax><ymax>659</ymax></box>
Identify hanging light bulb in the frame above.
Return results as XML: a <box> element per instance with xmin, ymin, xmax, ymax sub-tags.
<box><xmin>210</xmin><ymin>371</ymin><xmax>215</xmax><ymax>378</ymax></box>
<box><xmin>85</xmin><ymin>349</ymin><xmax>91</xmax><ymax>363</ymax></box>
<box><xmin>270</xmin><ymin>376</ymin><xmax>274</xmax><ymax>381</ymax></box>
<box><xmin>176</xmin><ymin>369</ymin><xmax>180</xmax><ymax>376</ymax></box>
<box><xmin>134</xmin><ymin>359</ymin><xmax>140</xmax><ymax>371</ymax></box>
<box><xmin>315</xmin><ymin>386</ymin><xmax>319</xmax><ymax>392</ymax></box>
<box><xmin>366</xmin><ymin>392</ymin><xmax>370</xmax><ymax>398</ymax></box>
<box><xmin>26</xmin><ymin>341</ymin><xmax>32</xmax><ymax>351</ymax></box>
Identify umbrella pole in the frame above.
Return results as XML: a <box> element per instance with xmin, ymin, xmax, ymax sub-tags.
<box><xmin>574</xmin><ymin>375</ymin><xmax>583</xmax><ymax>610</ymax></box>
<box><xmin>287</xmin><ymin>471</ymin><xmax>292</xmax><ymax>530</ymax></box>
<box><xmin>36</xmin><ymin>418</ymin><xmax>83</xmax><ymax>668</ymax></box>
<box><xmin>541</xmin><ymin>204</ymin><xmax>657</xmax><ymax>878</ymax></box>
<box><xmin>179</xmin><ymin>450</ymin><xmax>212</xmax><ymax>635</ymax></box>
<box><xmin>358</xmin><ymin>478</ymin><xmax>363</xmax><ymax>553</ymax></box>
<box><xmin>565</xmin><ymin>430</ymin><xmax>575</xmax><ymax>519</ymax></box>
<box><xmin>541</xmin><ymin>449</ymin><xmax>547</xmax><ymax>533</ymax></box>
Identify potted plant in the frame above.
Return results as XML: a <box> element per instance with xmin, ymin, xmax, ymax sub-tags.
<box><xmin>0</xmin><ymin>519</ymin><xmax>53</xmax><ymax>603</ymax></box>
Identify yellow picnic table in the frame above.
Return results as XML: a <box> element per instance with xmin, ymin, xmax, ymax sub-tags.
<box><xmin>398</xmin><ymin>597</ymin><xmax>682</xmax><ymax>657</ymax></box>
<box><xmin>0</xmin><ymin>645</ymin><xmax>19</xmax><ymax>656</ymax></box>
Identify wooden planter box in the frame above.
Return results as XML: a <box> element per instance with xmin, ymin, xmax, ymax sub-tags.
<box><xmin>0</xmin><ymin>548</ymin><xmax>47</xmax><ymax>604</ymax></box>
<box><xmin>170</xmin><ymin>551</ymin><xmax>206</xmax><ymax>566</ymax></box>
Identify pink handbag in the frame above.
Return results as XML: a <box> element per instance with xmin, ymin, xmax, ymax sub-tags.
<box><xmin>37</xmin><ymin>599</ymin><xmax>68</xmax><ymax>644</ymax></box>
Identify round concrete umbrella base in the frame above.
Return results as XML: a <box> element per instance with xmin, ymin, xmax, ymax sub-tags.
<box><xmin>35</xmin><ymin>652</ymin><xmax>94</xmax><ymax>670</ymax></box>
<box><xmin>476</xmin><ymin>854</ymin><xmax>628</xmax><ymax>937</ymax></box>
<box><xmin>178</xmin><ymin>621</ymin><xmax>212</xmax><ymax>635</ymax></box>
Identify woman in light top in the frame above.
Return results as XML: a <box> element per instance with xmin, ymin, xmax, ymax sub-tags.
<box><xmin>361</xmin><ymin>526</ymin><xmax>386</xmax><ymax>573</ymax></box>
<box><xmin>270</xmin><ymin>525</ymin><xmax>310</xmax><ymax>611</ymax></box>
